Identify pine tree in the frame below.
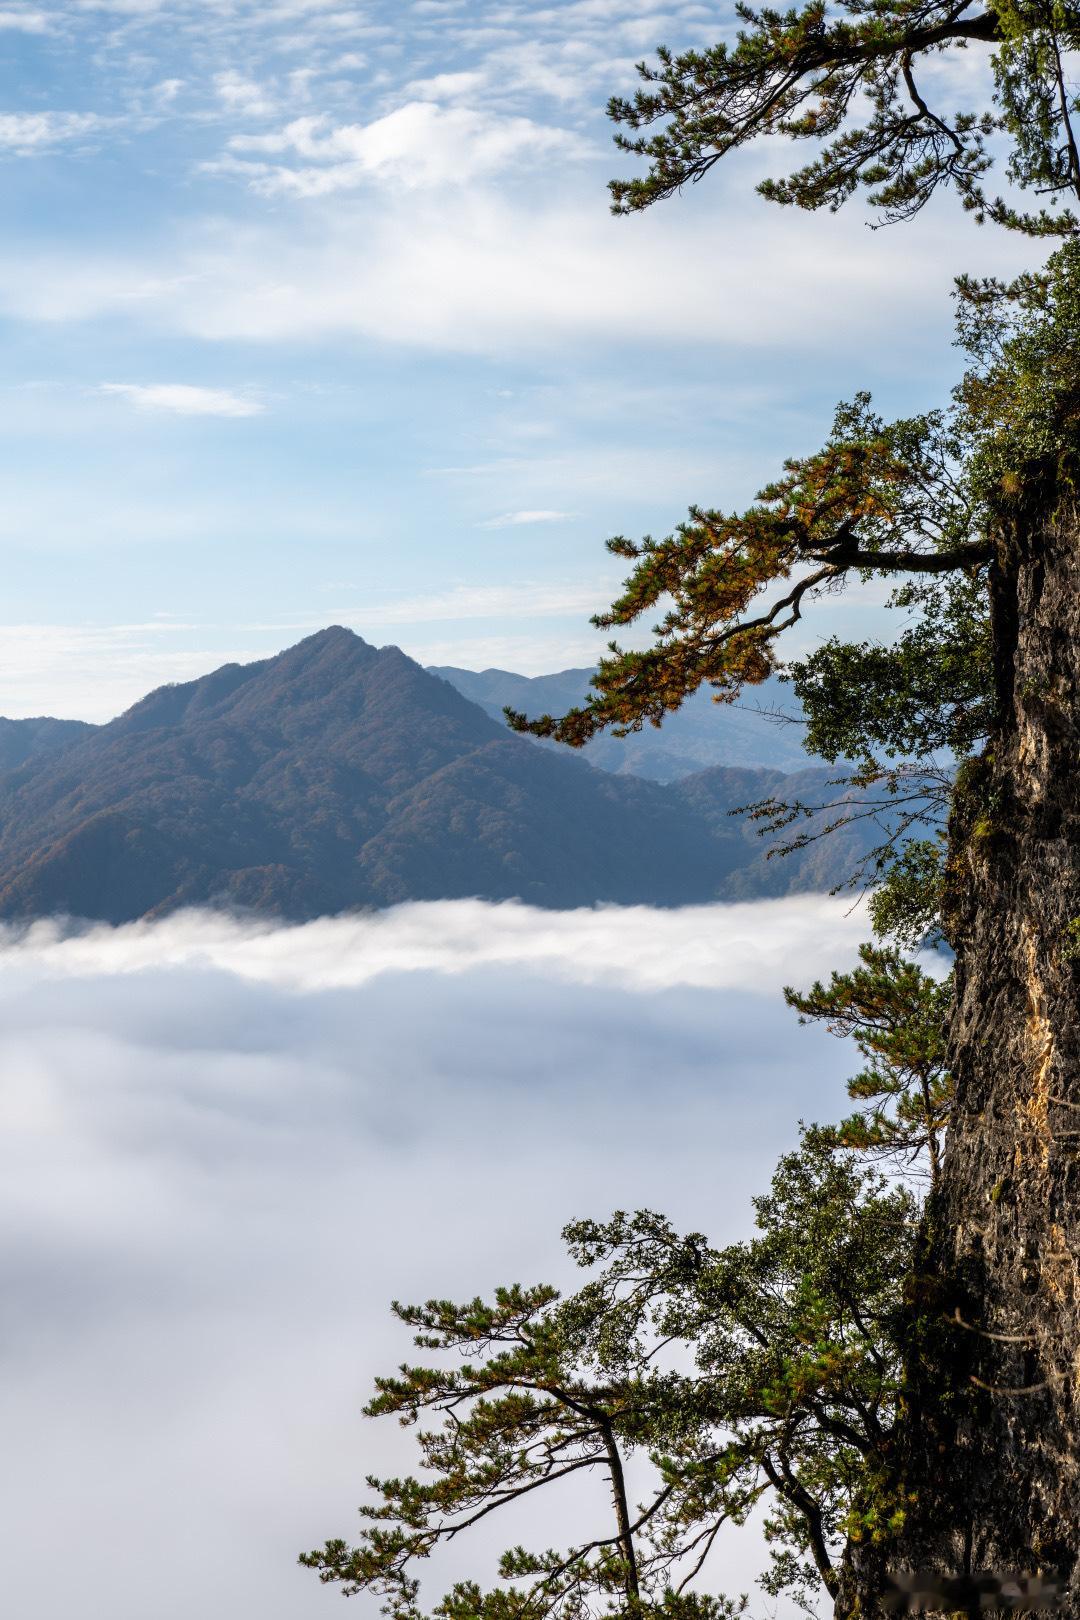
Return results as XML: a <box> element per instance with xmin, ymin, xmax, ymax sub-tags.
<box><xmin>301</xmin><ymin>1139</ymin><xmax>918</xmax><ymax>1619</ymax></box>
<box><xmin>302</xmin><ymin>897</ymin><xmax>951</xmax><ymax>1619</ymax></box>
<box><xmin>501</xmin><ymin>6</ymin><xmax>1080</xmax><ymax>1610</ymax></box>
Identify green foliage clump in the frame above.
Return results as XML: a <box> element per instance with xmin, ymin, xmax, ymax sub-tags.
<box><xmin>790</xmin><ymin>571</ymin><xmax>992</xmax><ymax>771</ymax></box>
<box><xmin>786</xmin><ymin>944</ymin><xmax>953</xmax><ymax>1185</ymax></box>
<box><xmin>956</xmin><ymin>240</ymin><xmax>1080</xmax><ymax>506</ymax></box>
<box><xmin>866</xmin><ymin>839</ymin><xmax>947</xmax><ymax>950</ymax></box>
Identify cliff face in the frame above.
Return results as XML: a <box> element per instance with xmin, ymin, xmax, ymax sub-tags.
<box><xmin>848</xmin><ymin>492</ymin><xmax>1080</xmax><ymax>1611</ymax></box>
<box><xmin>938</xmin><ymin>492</ymin><xmax>1080</xmax><ymax>1589</ymax></box>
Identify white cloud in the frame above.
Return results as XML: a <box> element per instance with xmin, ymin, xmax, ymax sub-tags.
<box><xmin>214</xmin><ymin>69</ymin><xmax>276</xmax><ymax>118</ymax></box>
<box><xmin>479</xmin><ymin>37</ymin><xmax>635</xmax><ymax>103</ymax></box>
<box><xmin>2</xmin><ymin>895</ymin><xmax>868</xmax><ymax>993</ymax></box>
<box><xmin>99</xmin><ymin>382</ymin><xmax>265</xmax><ymax>416</ymax></box>
<box><xmin>0</xmin><ymin>177</ymin><xmax>1037</xmax><ymax>364</ymax></box>
<box><xmin>0</xmin><ymin>8</ymin><xmax>51</xmax><ymax>30</ymax></box>
<box><xmin>223</xmin><ymin>102</ymin><xmax>592</xmax><ymax>194</ymax></box>
<box><xmin>66</xmin><ymin>0</ymin><xmax>168</xmax><ymax>11</ymax></box>
<box><xmin>0</xmin><ymin>111</ymin><xmax>105</xmax><ymax>152</ymax></box>
<box><xmin>404</xmin><ymin>69</ymin><xmax>488</xmax><ymax>101</ymax></box>
<box><xmin>479</xmin><ymin>508</ymin><xmax>574</xmax><ymax>528</ymax></box>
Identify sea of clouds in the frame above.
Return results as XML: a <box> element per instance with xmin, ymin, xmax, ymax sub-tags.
<box><xmin>0</xmin><ymin>896</ymin><xmax>870</xmax><ymax>1619</ymax></box>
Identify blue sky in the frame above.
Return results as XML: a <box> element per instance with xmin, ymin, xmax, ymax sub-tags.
<box><xmin>0</xmin><ymin>0</ymin><xmax>1034</xmax><ymax>718</ymax></box>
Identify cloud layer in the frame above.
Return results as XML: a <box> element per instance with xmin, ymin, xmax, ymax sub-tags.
<box><xmin>5</xmin><ymin>895</ymin><xmax>869</xmax><ymax>992</ymax></box>
<box><xmin>1</xmin><ymin>188</ymin><xmax>1031</xmax><ymax>360</ymax></box>
<box><xmin>0</xmin><ymin>897</ymin><xmax>867</xmax><ymax>1620</ymax></box>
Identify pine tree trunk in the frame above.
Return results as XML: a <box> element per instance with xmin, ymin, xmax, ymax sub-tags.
<box><xmin>846</xmin><ymin>482</ymin><xmax>1080</xmax><ymax>1613</ymax></box>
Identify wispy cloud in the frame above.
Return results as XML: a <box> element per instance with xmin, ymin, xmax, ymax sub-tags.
<box><xmin>404</xmin><ymin>69</ymin><xmax>488</xmax><ymax>101</ymax></box>
<box><xmin>0</xmin><ymin>111</ymin><xmax>106</xmax><ymax>152</ymax></box>
<box><xmin>0</xmin><ymin>184</ymin><xmax>1033</xmax><ymax>362</ymax></box>
<box><xmin>214</xmin><ymin>69</ymin><xmax>276</xmax><ymax>118</ymax></box>
<box><xmin>0</xmin><ymin>622</ymin><xmax>260</xmax><ymax>722</ymax></box>
<box><xmin>0</xmin><ymin>9</ymin><xmax>51</xmax><ymax>31</ymax></box>
<box><xmin>99</xmin><ymin>382</ymin><xmax>265</xmax><ymax>417</ymax></box>
<box><xmin>478</xmin><ymin>509</ymin><xmax>574</xmax><ymax>529</ymax></box>
<box><xmin>220</xmin><ymin>102</ymin><xmax>592</xmax><ymax>195</ymax></box>
<box><xmin>350</xmin><ymin>580</ymin><xmax>608</xmax><ymax>624</ymax></box>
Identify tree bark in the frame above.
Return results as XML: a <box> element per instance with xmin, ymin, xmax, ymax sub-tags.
<box><xmin>844</xmin><ymin>481</ymin><xmax>1080</xmax><ymax>1614</ymax></box>
<box><xmin>599</xmin><ymin>1417</ymin><xmax>641</xmax><ymax>1601</ymax></box>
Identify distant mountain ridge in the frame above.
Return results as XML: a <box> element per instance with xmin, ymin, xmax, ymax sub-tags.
<box><xmin>0</xmin><ymin>716</ymin><xmax>96</xmax><ymax>771</ymax></box>
<box><xmin>0</xmin><ymin>628</ymin><xmax>872</xmax><ymax>922</ymax></box>
<box><xmin>428</xmin><ymin>665</ymin><xmax>812</xmax><ymax>781</ymax></box>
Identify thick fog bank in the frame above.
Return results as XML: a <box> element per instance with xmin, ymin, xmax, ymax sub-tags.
<box><xmin>0</xmin><ymin>897</ymin><xmax>867</xmax><ymax>1619</ymax></box>
<box><xmin>0</xmin><ymin>893</ymin><xmax>868</xmax><ymax>990</ymax></box>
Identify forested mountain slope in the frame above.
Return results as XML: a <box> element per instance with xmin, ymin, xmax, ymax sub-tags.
<box><xmin>0</xmin><ymin>716</ymin><xmax>97</xmax><ymax>771</ymax></box>
<box><xmin>0</xmin><ymin>628</ymin><xmax>877</xmax><ymax>922</ymax></box>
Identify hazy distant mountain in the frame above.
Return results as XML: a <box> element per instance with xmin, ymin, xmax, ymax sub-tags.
<box><xmin>671</xmin><ymin>764</ymin><xmax>880</xmax><ymax>899</ymax></box>
<box><xmin>428</xmin><ymin>665</ymin><xmax>813</xmax><ymax>781</ymax></box>
<box><xmin>0</xmin><ymin>716</ymin><xmax>97</xmax><ymax>771</ymax></box>
<box><xmin>0</xmin><ymin>629</ymin><xmax>874</xmax><ymax>923</ymax></box>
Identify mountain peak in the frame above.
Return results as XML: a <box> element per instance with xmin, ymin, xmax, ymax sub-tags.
<box><xmin>266</xmin><ymin>624</ymin><xmax>376</xmax><ymax>673</ymax></box>
<box><xmin>0</xmin><ymin>632</ymin><xmax>872</xmax><ymax>923</ymax></box>
<box><xmin>291</xmin><ymin>624</ymin><xmax>367</xmax><ymax>651</ymax></box>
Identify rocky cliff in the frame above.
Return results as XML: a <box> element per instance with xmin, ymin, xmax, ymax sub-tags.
<box><xmin>846</xmin><ymin>492</ymin><xmax>1080</xmax><ymax>1613</ymax></box>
